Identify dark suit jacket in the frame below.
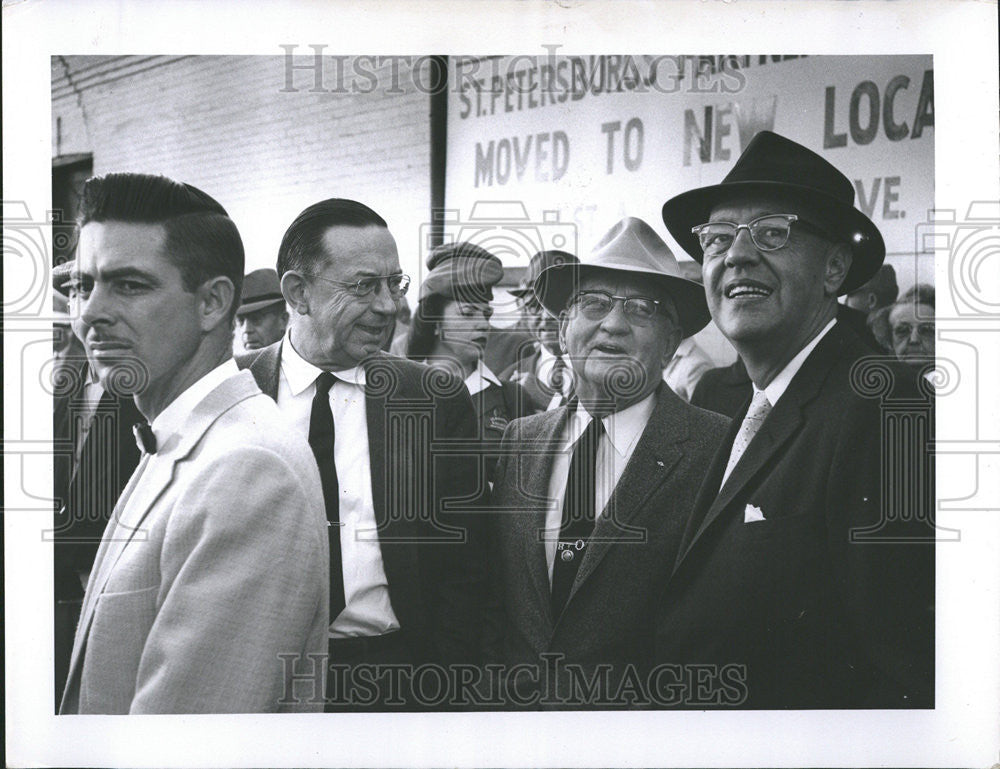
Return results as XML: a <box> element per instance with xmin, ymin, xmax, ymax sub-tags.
<box><xmin>689</xmin><ymin>358</ymin><xmax>752</xmax><ymax>419</ymax></box>
<box><xmin>237</xmin><ymin>343</ymin><xmax>487</xmax><ymax>665</ymax></box>
<box><xmin>53</xmin><ymin>360</ymin><xmax>144</xmax><ymax>600</ymax></box>
<box><xmin>655</xmin><ymin>322</ymin><xmax>935</xmax><ymax>709</ymax></box>
<box><xmin>488</xmin><ymin>384</ymin><xmax>729</xmax><ymax>706</ymax></box>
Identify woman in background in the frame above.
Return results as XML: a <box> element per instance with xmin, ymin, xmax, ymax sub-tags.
<box><xmin>407</xmin><ymin>242</ymin><xmax>531</xmax><ymax>483</ymax></box>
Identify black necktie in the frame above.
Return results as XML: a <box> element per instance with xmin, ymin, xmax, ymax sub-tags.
<box><xmin>309</xmin><ymin>372</ymin><xmax>346</xmax><ymax>620</ymax></box>
<box><xmin>551</xmin><ymin>415</ymin><xmax>604</xmax><ymax>618</ymax></box>
<box><xmin>132</xmin><ymin>421</ymin><xmax>157</xmax><ymax>454</ymax></box>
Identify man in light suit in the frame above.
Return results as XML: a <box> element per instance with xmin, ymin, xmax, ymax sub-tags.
<box><xmin>487</xmin><ymin>217</ymin><xmax>729</xmax><ymax>707</ymax></box>
<box><xmin>237</xmin><ymin>198</ymin><xmax>485</xmax><ymax>710</ymax></box>
<box><xmin>656</xmin><ymin>131</ymin><xmax>934</xmax><ymax>708</ymax></box>
<box><xmin>60</xmin><ymin>173</ymin><xmax>329</xmax><ymax>714</ymax></box>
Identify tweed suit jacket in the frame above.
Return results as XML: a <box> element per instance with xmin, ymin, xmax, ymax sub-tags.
<box><xmin>60</xmin><ymin>371</ymin><xmax>330</xmax><ymax>714</ymax></box>
<box><xmin>487</xmin><ymin>383</ymin><xmax>729</xmax><ymax>705</ymax></box>
<box><xmin>237</xmin><ymin>343</ymin><xmax>487</xmax><ymax>664</ymax></box>
<box><xmin>655</xmin><ymin>322</ymin><xmax>935</xmax><ymax>709</ymax></box>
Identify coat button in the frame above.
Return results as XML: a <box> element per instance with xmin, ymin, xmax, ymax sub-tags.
<box><xmin>560</xmin><ymin>549</ymin><xmax>574</xmax><ymax>562</ymax></box>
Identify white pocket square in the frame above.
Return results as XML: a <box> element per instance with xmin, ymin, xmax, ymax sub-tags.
<box><xmin>744</xmin><ymin>504</ymin><xmax>766</xmax><ymax>523</ymax></box>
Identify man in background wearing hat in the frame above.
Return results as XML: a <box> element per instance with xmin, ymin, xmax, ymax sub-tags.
<box><xmin>500</xmin><ymin>250</ymin><xmax>581</xmax><ymax>413</ymax></box>
<box><xmin>486</xmin><ymin>217</ymin><xmax>728</xmax><ymax>706</ymax></box>
<box><xmin>237</xmin><ymin>198</ymin><xmax>486</xmax><ymax>709</ymax></box>
<box><xmin>235</xmin><ymin>268</ymin><xmax>289</xmax><ymax>352</ymax></box>
<box><xmin>406</xmin><ymin>242</ymin><xmax>532</xmax><ymax>483</ymax></box>
<box><xmin>657</xmin><ymin>131</ymin><xmax>934</xmax><ymax>708</ymax></box>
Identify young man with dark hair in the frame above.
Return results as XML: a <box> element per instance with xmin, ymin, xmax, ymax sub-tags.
<box><xmin>60</xmin><ymin>172</ymin><xmax>329</xmax><ymax>714</ymax></box>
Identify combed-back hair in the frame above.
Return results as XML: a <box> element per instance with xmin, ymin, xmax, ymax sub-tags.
<box><xmin>78</xmin><ymin>172</ymin><xmax>245</xmax><ymax>320</ymax></box>
<box><xmin>277</xmin><ymin>198</ymin><xmax>388</xmax><ymax>278</ymax></box>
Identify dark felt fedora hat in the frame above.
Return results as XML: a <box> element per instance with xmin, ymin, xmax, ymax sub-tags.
<box><xmin>237</xmin><ymin>269</ymin><xmax>285</xmax><ymax>315</ymax></box>
<box><xmin>535</xmin><ymin>217</ymin><xmax>711</xmax><ymax>338</ymax></box>
<box><xmin>509</xmin><ymin>249</ymin><xmax>579</xmax><ymax>298</ymax></box>
<box><xmin>661</xmin><ymin>130</ymin><xmax>885</xmax><ymax>294</ymax></box>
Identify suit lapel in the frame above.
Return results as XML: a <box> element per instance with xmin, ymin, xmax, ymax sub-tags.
<box><xmin>64</xmin><ymin>371</ymin><xmax>263</xmax><ymax>706</ymax></box>
<box><xmin>566</xmin><ymin>386</ymin><xmax>686</xmax><ymax>604</ymax></box>
<box><xmin>517</xmin><ymin>406</ymin><xmax>571</xmax><ymax>628</ymax></box>
<box><xmin>363</xmin><ymin>357</ymin><xmax>422</xmax><ymax>621</ymax></box>
<box><xmin>673</xmin><ymin>326</ymin><xmax>849</xmax><ymax>572</ymax></box>
<box><xmin>242</xmin><ymin>341</ymin><xmax>282</xmax><ymax>399</ymax></box>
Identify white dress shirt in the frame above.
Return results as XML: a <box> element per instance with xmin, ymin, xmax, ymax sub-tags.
<box><xmin>463</xmin><ymin>359</ymin><xmax>503</xmax><ymax>396</ymax></box>
<box><xmin>542</xmin><ymin>391</ymin><xmax>657</xmax><ymax>580</ymax></box>
<box><xmin>277</xmin><ymin>332</ymin><xmax>400</xmax><ymax>638</ymax></box>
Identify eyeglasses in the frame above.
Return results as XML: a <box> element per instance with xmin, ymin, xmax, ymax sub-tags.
<box><xmin>892</xmin><ymin>322</ymin><xmax>935</xmax><ymax>340</ymax></box>
<box><xmin>692</xmin><ymin>214</ymin><xmax>816</xmax><ymax>256</ymax></box>
<box><xmin>308</xmin><ymin>273</ymin><xmax>411</xmax><ymax>298</ymax></box>
<box><xmin>568</xmin><ymin>290</ymin><xmax>666</xmax><ymax>327</ymax></box>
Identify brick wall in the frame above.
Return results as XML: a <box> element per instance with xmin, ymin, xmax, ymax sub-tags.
<box><xmin>51</xmin><ymin>55</ymin><xmax>433</xmax><ymax>278</ymax></box>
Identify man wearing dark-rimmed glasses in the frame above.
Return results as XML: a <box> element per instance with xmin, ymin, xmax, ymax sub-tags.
<box><xmin>237</xmin><ymin>198</ymin><xmax>486</xmax><ymax>710</ymax></box>
<box><xmin>485</xmin><ymin>216</ymin><xmax>728</xmax><ymax>706</ymax></box>
<box><xmin>657</xmin><ymin>130</ymin><xmax>934</xmax><ymax>709</ymax></box>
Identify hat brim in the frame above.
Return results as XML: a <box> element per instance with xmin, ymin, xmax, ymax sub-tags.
<box><xmin>661</xmin><ymin>180</ymin><xmax>886</xmax><ymax>294</ymax></box>
<box><xmin>535</xmin><ymin>262</ymin><xmax>711</xmax><ymax>339</ymax></box>
<box><xmin>236</xmin><ymin>297</ymin><xmax>286</xmax><ymax>316</ymax></box>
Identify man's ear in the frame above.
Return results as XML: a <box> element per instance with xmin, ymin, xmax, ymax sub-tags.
<box><xmin>281</xmin><ymin>271</ymin><xmax>310</xmax><ymax>315</ymax></box>
<box><xmin>824</xmin><ymin>243</ymin><xmax>853</xmax><ymax>297</ymax></box>
<box><xmin>557</xmin><ymin>311</ymin><xmax>570</xmax><ymax>355</ymax></box>
<box><xmin>659</xmin><ymin>326</ymin><xmax>683</xmax><ymax>370</ymax></box>
<box><xmin>198</xmin><ymin>276</ymin><xmax>235</xmax><ymax>331</ymax></box>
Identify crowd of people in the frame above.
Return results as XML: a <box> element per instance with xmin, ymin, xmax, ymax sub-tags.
<box><xmin>51</xmin><ymin>130</ymin><xmax>935</xmax><ymax>713</ymax></box>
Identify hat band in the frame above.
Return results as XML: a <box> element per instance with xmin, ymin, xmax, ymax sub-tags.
<box><xmin>241</xmin><ymin>292</ymin><xmax>283</xmax><ymax>305</ymax></box>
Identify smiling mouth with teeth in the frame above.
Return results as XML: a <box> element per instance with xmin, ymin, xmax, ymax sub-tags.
<box><xmin>725</xmin><ymin>283</ymin><xmax>773</xmax><ymax>299</ymax></box>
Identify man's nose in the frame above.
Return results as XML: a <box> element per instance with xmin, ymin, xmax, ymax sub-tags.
<box><xmin>369</xmin><ymin>282</ymin><xmax>398</xmax><ymax>315</ymax></box>
<box><xmin>724</xmin><ymin>227</ymin><xmax>762</xmax><ymax>268</ymax></box>
<box><xmin>598</xmin><ymin>300</ymin><xmax>631</xmax><ymax>334</ymax></box>
<box><xmin>78</xmin><ymin>283</ymin><xmax>115</xmax><ymax>328</ymax></box>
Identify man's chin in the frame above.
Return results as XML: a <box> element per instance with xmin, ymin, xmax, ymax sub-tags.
<box><xmin>90</xmin><ymin>360</ymin><xmax>147</xmax><ymax>397</ymax></box>
<box><xmin>584</xmin><ymin>357</ymin><xmax>651</xmax><ymax>402</ymax></box>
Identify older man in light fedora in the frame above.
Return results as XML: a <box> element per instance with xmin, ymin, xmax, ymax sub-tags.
<box><xmin>236</xmin><ymin>268</ymin><xmax>289</xmax><ymax>351</ymax></box>
<box><xmin>655</xmin><ymin>130</ymin><xmax>934</xmax><ymax>708</ymax></box>
<box><xmin>485</xmin><ymin>217</ymin><xmax>729</xmax><ymax>707</ymax></box>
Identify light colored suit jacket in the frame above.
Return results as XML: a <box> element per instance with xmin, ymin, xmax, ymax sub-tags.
<box><xmin>487</xmin><ymin>384</ymin><xmax>728</xmax><ymax>704</ymax></box>
<box><xmin>60</xmin><ymin>371</ymin><xmax>330</xmax><ymax>714</ymax></box>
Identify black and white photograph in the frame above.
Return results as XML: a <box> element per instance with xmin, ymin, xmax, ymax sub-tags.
<box><xmin>3</xmin><ymin>1</ymin><xmax>998</xmax><ymax>767</ymax></box>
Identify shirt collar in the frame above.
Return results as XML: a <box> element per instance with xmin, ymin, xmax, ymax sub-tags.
<box><xmin>564</xmin><ymin>390</ymin><xmax>657</xmax><ymax>458</ymax></box>
<box><xmin>281</xmin><ymin>329</ymin><xmax>367</xmax><ymax>396</ymax></box>
<box><xmin>760</xmin><ymin>318</ymin><xmax>837</xmax><ymax>406</ymax></box>
<box><xmin>465</xmin><ymin>359</ymin><xmax>502</xmax><ymax>395</ymax></box>
<box><xmin>151</xmin><ymin>358</ymin><xmax>239</xmax><ymax>444</ymax></box>
<box><xmin>673</xmin><ymin>337</ymin><xmax>696</xmax><ymax>357</ymax></box>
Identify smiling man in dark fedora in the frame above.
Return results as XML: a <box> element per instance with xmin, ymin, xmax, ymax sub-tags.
<box><xmin>655</xmin><ymin>131</ymin><xmax>934</xmax><ymax>708</ymax></box>
<box><xmin>486</xmin><ymin>217</ymin><xmax>728</xmax><ymax>706</ymax></box>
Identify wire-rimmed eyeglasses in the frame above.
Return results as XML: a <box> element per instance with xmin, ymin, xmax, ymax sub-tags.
<box><xmin>307</xmin><ymin>273</ymin><xmax>411</xmax><ymax>298</ymax></box>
